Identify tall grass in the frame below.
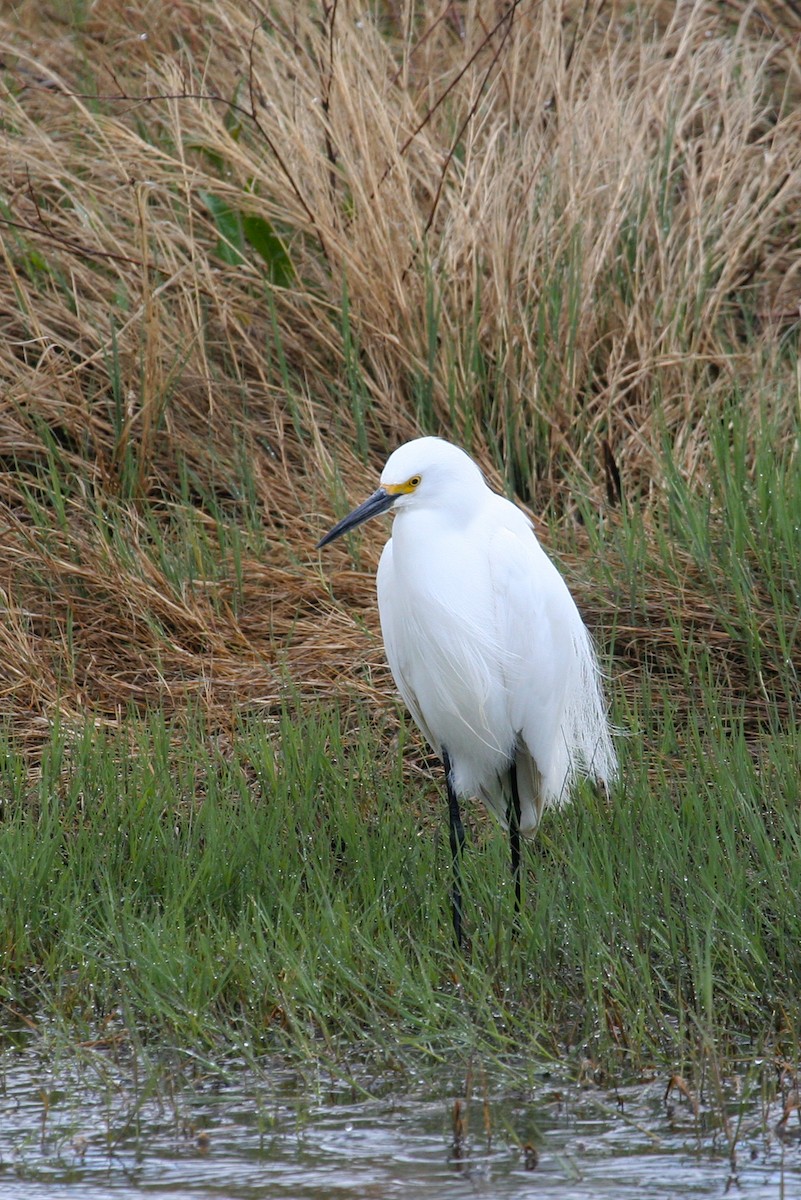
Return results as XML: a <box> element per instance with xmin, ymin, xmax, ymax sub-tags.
<box><xmin>1</xmin><ymin>685</ymin><xmax>798</xmax><ymax>1067</ymax></box>
<box><xmin>0</xmin><ymin>1</ymin><xmax>799</xmax><ymax>1066</ymax></box>
<box><xmin>1</xmin><ymin>0</ymin><xmax>799</xmax><ymax>734</ymax></box>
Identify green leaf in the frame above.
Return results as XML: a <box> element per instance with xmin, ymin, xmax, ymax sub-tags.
<box><xmin>200</xmin><ymin>191</ymin><xmax>245</xmax><ymax>265</ymax></box>
<box><xmin>242</xmin><ymin>215</ymin><xmax>294</xmax><ymax>286</ymax></box>
<box><xmin>200</xmin><ymin>192</ymin><xmax>293</xmax><ymax>283</ymax></box>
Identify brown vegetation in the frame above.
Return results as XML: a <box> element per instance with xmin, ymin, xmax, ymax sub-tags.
<box><xmin>0</xmin><ymin>1</ymin><xmax>799</xmax><ymax>748</ymax></box>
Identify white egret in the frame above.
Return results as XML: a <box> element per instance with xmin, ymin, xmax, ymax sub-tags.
<box><xmin>317</xmin><ymin>437</ymin><xmax>616</xmax><ymax>945</ymax></box>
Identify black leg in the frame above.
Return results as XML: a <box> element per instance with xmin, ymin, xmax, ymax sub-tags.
<box><xmin>442</xmin><ymin>748</ymin><xmax>465</xmax><ymax>949</ymax></box>
<box><xmin>507</xmin><ymin>760</ymin><xmax>522</xmax><ymax>921</ymax></box>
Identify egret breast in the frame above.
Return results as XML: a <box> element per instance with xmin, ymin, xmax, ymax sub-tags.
<box><xmin>378</xmin><ymin>514</ymin><xmax>517</xmax><ymax>795</ymax></box>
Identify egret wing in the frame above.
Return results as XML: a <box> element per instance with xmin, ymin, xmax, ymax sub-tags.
<box><xmin>486</xmin><ymin>501</ymin><xmax>613</xmax><ymax>807</ymax></box>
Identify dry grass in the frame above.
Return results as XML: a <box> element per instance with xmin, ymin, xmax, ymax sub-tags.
<box><xmin>0</xmin><ymin>0</ymin><xmax>799</xmax><ymax>748</ymax></box>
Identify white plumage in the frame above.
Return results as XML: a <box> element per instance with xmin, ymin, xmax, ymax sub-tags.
<box><xmin>317</xmin><ymin>436</ymin><xmax>616</xmax><ymax>937</ymax></box>
<box><xmin>376</xmin><ymin>438</ymin><xmax>616</xmax><ymax>834</ymax></box>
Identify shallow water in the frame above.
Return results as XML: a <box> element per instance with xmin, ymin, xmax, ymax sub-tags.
<box><xmin>1</xmin><ymin>1043</ymin><xmax>799</xmax><ymax>1199</ymax></box>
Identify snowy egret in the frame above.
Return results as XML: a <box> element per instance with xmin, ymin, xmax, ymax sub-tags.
<box><xmin>317</xmin><ymin>437</ymin><xmax>616</xmax><ymax>945</ymax></box>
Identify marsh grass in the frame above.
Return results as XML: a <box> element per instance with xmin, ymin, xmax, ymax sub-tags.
<box><xmin>1</xmin><ymin>673</ymin><xmax>798</xmax><ymax>1074</ymax></box>
<box><xmin>0</xmin><ymin>0</ymin><xmax>799</xmax><ymax>1086</ymax></box>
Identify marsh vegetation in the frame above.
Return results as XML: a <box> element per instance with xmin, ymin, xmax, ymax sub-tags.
<box><xmin>0</xmin><ymin>5</ymin><xmax>799</xmax><ymax>1175</ymax></box>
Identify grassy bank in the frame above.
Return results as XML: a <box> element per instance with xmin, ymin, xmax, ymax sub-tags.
<box><xmin>2</xmin><ymin>417</ymin><xmax>799</xmax><ymax>1070</ymax></box>
<box><xmin>0</xmin><ymin>672</ymin><xmax>799</xmax><ymax>1070</ymax></box>
<box><xmin>0</xmin><ymin>0</ymin><xmax>799</xmax><ymax>1075</ymax></box>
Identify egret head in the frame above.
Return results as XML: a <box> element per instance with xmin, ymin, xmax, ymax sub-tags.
<box><xmin>316</xmin><ymin>437</ymin><xmax>485</xmax><ymax>548</ymax></box>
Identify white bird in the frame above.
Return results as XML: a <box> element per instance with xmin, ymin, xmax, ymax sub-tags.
<box><xmin>317</xmin><ymin>437</ymin><xmax>616</xmax><ymax>945</ymax></box>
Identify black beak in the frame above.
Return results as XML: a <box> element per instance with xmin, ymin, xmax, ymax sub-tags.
<box><xmin>316</xmin><ymin>487</ymin><xmax>396</xmax><ymax>548</ymax></box>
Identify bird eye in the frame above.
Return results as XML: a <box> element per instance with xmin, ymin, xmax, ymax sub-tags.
<box><xmin>408</xmin><ymin>475</ymin><xmax>421</xmax><ymax>488</ymax></box>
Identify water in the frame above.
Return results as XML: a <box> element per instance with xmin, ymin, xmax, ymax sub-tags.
<box><xmin>1</xmin><ymin>1043</ymin><xmax>799</xmax><ymax>1198</ymax></box>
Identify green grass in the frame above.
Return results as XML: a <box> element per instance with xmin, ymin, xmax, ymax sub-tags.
<box><xmin>1</xmin><ymin>656</ymin><xmax>798</xmax><ymax>1072</ymax></box>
